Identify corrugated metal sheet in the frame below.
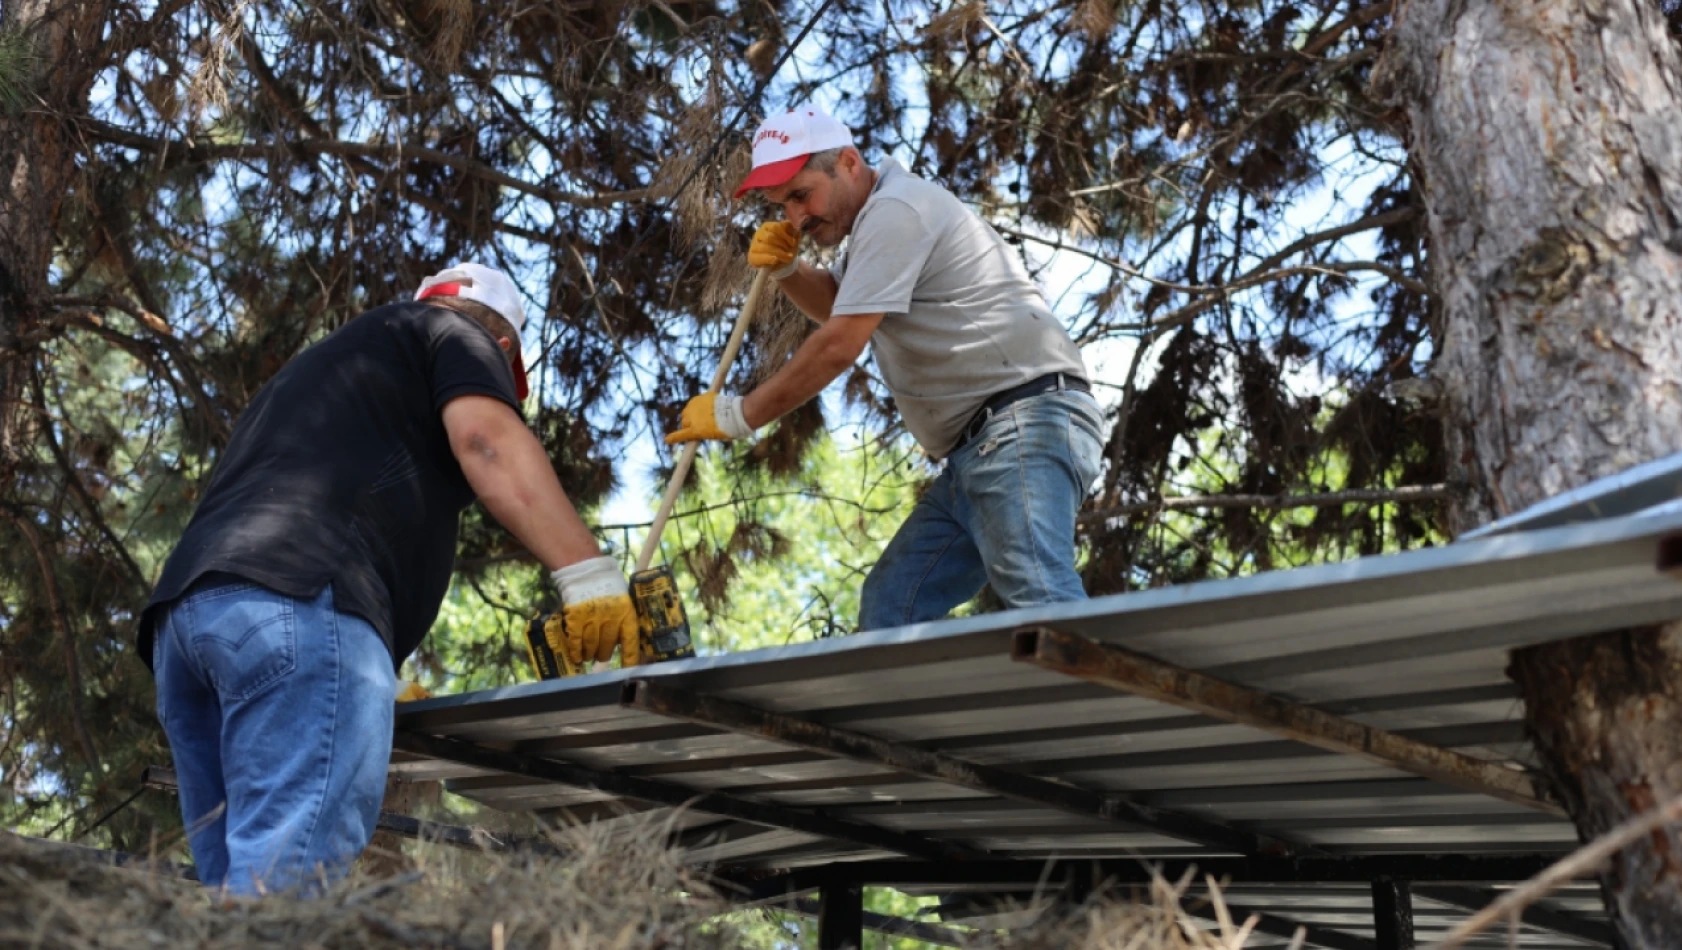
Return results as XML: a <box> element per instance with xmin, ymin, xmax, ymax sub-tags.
<box><xmin>392</xmin><ymin>502</ymin><xmax>1682</xmax><ymax>946</ymax></box>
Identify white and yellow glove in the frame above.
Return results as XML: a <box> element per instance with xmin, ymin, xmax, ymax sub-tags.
<box><xmin>748</xmin><ymin>221</ymin><xmax>801</xmax><ymax>280</ymax></box>
<box><xmin>664</xmin><ymin>391</ymin><xmax>755</xmax><ymax>445</ymax></box>
<box><xmin>548</xmin><ymin>556</ymin><xmax>641</xmax><ymax>668</ymax></box>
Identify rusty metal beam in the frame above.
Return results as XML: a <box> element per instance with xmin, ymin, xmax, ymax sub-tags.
<box><xmin>1011</xmin><ymin>627</ymin><xmax>1563</xmax><ymax>816</ymax></box>
<box><xmin>621</xmin><ymin>680</ymin><xmax>1297</xmax><ymax>856</ymax></box>
<box><xmin>391</xmin><ymin>731</ymin><xmax>975</xmax><ymax>862</ymax></box>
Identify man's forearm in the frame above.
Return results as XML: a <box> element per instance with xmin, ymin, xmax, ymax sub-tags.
<box><xmin>776</xmin><ymin>264</ymin><xmax>840</xmax><ymax>324</ymax></box>
<box><xmin>740</xmin><ymin>313</ymin><xmax>882</xmax><ymax>429</ymax></box>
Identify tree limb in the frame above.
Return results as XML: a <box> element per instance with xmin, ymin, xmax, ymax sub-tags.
<box><xmin>1144</xmin><ymin>258</ymin><xmax>1428</xmax><ymax>337</ymax></box>
<box><xmin>79</xmin><ymin>118</ymin><xmax>657</xmax><ymax>209</ymax></box>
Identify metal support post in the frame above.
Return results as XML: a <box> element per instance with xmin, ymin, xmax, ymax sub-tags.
<box><xmin>1372</xmin><ymin>879</ymin><xmax>1415</xmax><ymax>950</ymax></box>
<box><xmin>818</xmin><ymin>882</ymin><xmax>865</xmax><ymax>950</ymax></box>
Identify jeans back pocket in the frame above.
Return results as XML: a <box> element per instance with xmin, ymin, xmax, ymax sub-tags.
<box><xmin>183</xmin><ymin>585</ymin><xmax>298</xmax><ymax>703</ymax></box>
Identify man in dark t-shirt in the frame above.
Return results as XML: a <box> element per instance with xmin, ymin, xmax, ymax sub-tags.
<box><xmin>141</xmin><ymin>263</ymin><xmax>637</xmax><ymax>895</ymax></box>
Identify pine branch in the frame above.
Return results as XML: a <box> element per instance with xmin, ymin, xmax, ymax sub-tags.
<box><xmin>1079</xmin><ymin>483</ymin><xmax>1458</xmax><ymax>526</ymax></box>
<box><xmin>998</xmin><ymin>208</ymin><xmax>1422</xmax><ymax>330</ymax></box>
<box><xmin>77</xmin><ymin>119</ymin><xmax>656</xmax><ymax>209</ymax></box>
<box><xmin>1143</xmin><ymin>258</ymin><xmax>1428</xmax><ymax>336</ymax></box>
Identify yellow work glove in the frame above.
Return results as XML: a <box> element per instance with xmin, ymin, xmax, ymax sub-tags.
<box><xmin>747</xmin><ymin>221</ymin><xmax>800</xmax><ymax>279</ymax></box>
<box><xmin>395</xmin><ymin>680</ymin><xmax>432</xmax><ymax>703</ymax></box>
<box><xmin>664</xmin><ymin>391</ymin><xmax>755</xmax><ymax>445</ymax></box>
<box><xmin>549</xmin><ymin>556</ymin><xmax>641</xmax><ymax>668</ymax></box>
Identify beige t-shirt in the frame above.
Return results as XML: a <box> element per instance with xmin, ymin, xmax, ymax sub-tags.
<box><xmin>831</xmin><ymin>159</ymin><xmax>1087</xmax><ymax>459</ymax></box>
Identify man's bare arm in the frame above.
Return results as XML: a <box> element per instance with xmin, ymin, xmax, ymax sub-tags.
<box><xmin>775</xmin><ymin>264</ymin><xmax>841</xmax><ymax>325</ymax></box>
<box><xmin>442</xmin><ymin>395</ymin><xmax>602</xmax><ymax>571</ymax></box>
<box><xmin>741</xmin><ymin>311</ymin><xmax>884</xmax><ymax>429</ymax></box>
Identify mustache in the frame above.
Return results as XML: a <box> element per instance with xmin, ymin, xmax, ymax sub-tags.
<box><xmin>800</xmin><ymin>218</ymin><xmax>823</xmax><ymax>235</ymax></box>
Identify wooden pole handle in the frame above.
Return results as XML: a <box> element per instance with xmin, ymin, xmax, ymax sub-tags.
<box><xmin>635</xmin><ymin>267</ymin><xmax>774</xmax><ymax>572</ymax></box>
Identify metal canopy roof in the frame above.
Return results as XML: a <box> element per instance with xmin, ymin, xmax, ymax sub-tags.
<box><xmin>391</xmin><ymin>497</ymin><xmax>1682</xmax><ymax>947</ymax></box>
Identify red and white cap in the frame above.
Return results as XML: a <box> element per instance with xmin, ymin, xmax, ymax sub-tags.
<box><xmin>734</xmin><ymin>107</ymin><xmax>856</xmax><ymax>199</ymax></box>
<box><xmin>415</xmin><ymin>263</ymin><xmax>530</xmax><ymax>400</ymax></box>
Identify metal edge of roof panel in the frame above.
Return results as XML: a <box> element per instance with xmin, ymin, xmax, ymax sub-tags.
<box><xmin>398</xmin><ymin>503</ymin><xmax>1682</xmax><ymax>724</ymax></box>
<box><xmin>1461</xmin><ymin>449</ymin><xmax>1682</xmax><ymax>539</ymax></box>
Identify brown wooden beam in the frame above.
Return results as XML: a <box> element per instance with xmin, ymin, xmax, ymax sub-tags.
<box><xmin>1011</xmin><ymin>627</ymin><xmax>1563</xmax><ymax>816</ymax></box>
<box><xmin>621</xmin><ymin>680</ymin><xmax>1297</xmax><ymax>856</ymax></box>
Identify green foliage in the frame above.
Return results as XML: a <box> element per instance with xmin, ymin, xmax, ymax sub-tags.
<box><xmin>0</xmin><ymin>29</ymin><xmax>35</xmax><ymax>114</ymax></box>
<box><xmin>714</xmin><ymin>888</ymin><xmax>952</xmax><ymax>949</ymax></box>
<box><xmin>648</xmin><ymin>432</ymin><xmax>928</xmax><ymax>653</ymax></box>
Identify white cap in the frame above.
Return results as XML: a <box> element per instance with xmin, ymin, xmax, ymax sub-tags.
<box><xmin>414</xmin><ymin>262</ymin><xmax>530</xmax><ymax>399</ymax></box>
<box><xmin>735</xmin><ymin>107</ymin><xmax>856</xmax><ymax>198</ymax></box>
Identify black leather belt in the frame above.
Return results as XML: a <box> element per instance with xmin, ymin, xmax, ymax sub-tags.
<box><xmin>951</xmin><ymin>372</ymin><xmax>1091</xmax><ymax>454</ymax></box>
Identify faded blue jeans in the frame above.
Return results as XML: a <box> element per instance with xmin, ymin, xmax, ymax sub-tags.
<box><xmin>151</xmin><ymin>576</ymin><xmax>395</xmax><ymax>895</ymax></box>
<box><xmin>860</xmin><ymin>390</ymin><xmax>1105</xmax><ymax>630</ymax></box>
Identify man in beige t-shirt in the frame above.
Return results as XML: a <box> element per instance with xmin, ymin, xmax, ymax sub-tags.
<box><xmin>666</xmin><ymin>107</ymin><xmax>1104</xmax><ymax>629</ymax></box>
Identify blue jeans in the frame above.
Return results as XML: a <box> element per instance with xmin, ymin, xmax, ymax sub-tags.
<box><xmin>860</xmin><ymin>390</ymin><xmax>1104</xmax><ymax>630</ymax></box>
<box><xmin>152</xmin><ymin>577</ymin><xmax>396</xmax><ymax>895</ymax></box>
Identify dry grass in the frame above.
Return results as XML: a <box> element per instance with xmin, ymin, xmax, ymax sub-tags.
<box><xmin>953</xmin><ymin>868</ymin><xmax>1289</xmax><ymax>950</ymax></box>
<box><xmin>0</xmin><ymin>816</ymin><xmax>738</xmax><ymax>950</ymax></box>
<box><xmin>0</xmin><ymin>816</ymin><xmax>1318</xmax><ymax>950</ymax></box>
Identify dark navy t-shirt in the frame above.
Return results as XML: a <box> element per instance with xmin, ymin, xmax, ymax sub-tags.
<box><xmin>139</xmin><ymin>301</ymin><xmax>521</xmax><ymax>669</ymax></box>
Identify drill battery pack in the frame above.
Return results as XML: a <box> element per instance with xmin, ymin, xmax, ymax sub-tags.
<box><xmin>523</xmin><ymin>612</ymin><xmax>580</xmax><ymax>679</ymax></box>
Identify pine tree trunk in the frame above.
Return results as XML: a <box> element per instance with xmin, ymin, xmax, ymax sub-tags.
<box><xmin>0</xmin><ymin>0</ymin><xmax>108</xmax><ymax>465</ymax></box>
<box><xmin>1510</xmin><ymin>626</ymin><xmax>1682</xmax><ymax>946</ymax></box>
<box><xmin>1376</xmin><ymin>1</ymin><xmax>1682</xmax><ymax>943</ymax></box>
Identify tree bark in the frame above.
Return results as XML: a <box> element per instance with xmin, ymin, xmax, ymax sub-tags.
<box><xmin>1510</xmin><ymin>626</ymin><xmax>1682</xmax><ymax>947</ymax></box>
<box><xmin>1376</xmin><ymin>1</ymin><xmax>1682</xmax><ymax>944</ymax></box>
<box><xmin>0</xmin><ymin>0</ymin><xmax>109</xmax><ymax>465</ymax></box>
